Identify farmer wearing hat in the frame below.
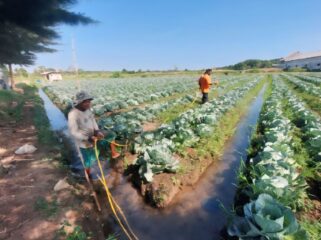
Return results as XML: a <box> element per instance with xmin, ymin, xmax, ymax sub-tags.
<box><xmin>68</xmin><ymin>91</ymin><xmax>120</xmax><ymax>177</ymax></box>
<box><xmin>198</xmin><ymin>69</ymin><xmax>219</xmax><ymax>104</ymax></box>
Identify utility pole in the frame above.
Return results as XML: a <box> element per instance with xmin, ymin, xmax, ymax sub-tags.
<box><xmin>71</xmin><ymin>36</ymin><xmax>80</xmax><ymax>90</ymax></box>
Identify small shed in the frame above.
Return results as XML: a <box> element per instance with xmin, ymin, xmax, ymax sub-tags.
<box><xmin>41</xmin><ymin>71</ymin><xmax>63</xmax><ymax>81</ymax></box>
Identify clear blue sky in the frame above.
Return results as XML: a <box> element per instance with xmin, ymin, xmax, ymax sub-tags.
<box><xmin>32</xmin><ymin>0</ymin><xmax>321</xmax><ymax>71</ymax></box>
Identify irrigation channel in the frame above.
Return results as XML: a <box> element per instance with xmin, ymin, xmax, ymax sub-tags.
<box><xmin>39</xmin><ymin>85</ymin><xmax>267</xmax><ymax>240</ymax></box>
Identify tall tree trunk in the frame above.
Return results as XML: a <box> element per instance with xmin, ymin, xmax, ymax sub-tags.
<box><xmin>8</xmin><ymin>63</ymin><xmax>14</xmax><ymax>89</ymax></box>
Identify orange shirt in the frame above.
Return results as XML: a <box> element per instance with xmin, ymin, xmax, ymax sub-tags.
<box><xmin>198</xmin><ymin>74</ymin><xmax>212</xmax><ymax>93</ymax></box>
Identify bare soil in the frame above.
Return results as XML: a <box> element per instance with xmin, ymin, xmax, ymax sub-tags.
<box><xmin>142</xmin><ymin>121</ymin><xmax>160</xmax><ymax>132</ymax></box>
<box><xmin>0</xmin><ymin>100</ymin><xmax>106</xmax><ymax>240</ymax></box>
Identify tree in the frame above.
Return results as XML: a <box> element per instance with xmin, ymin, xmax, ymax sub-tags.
<box><xmin>223</xmin><ymin>59</ymin><xmax>281</xmax><ymax>70</ymax></box>
<box><xmin>0</xmin><ymin>0</ymin><xmax>95</xmax><ymax>88</ymax></box>
<box><xmin>33</xmin><ymin>66</ymin><xmax>47</xmax><ymax>74</ymax></box>
<box><xmin>0</xmin><ymin>23</ymin><xmax>55</xmax><ymax>86</ymax></box>
<box><xmin>15</xmin><ymin>67</ymin><xmax>28</xmax><ymax>78</ymax></box>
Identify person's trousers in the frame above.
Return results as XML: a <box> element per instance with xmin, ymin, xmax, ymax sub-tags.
<box><xmin>80</xmin><ymin>147</ymin><xmax>97</xmax><ymax>168</ymax></box>
<box><xmin>80</xmin><ymin>131</ymin><xmax>118</xmax><ymax>168</ymax></box>
<box><xmin>79</xmin><ymin>139</ymin><xmax>109</xmax><ymax>168</ymax></box>
<box><xmin>202</xmin><ymin>92</ymin><xmax>208</xmax><ymax>104</ymax></box>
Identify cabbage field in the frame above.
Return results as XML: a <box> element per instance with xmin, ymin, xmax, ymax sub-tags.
<box><xmin>228</xmin><ymin>74</ymin><xmax>321</xmax><ymax>240</ymax></box>
<box><xmin>43</xmin><ymin>73</ymin><xmax>321</xmax><ymax>239</ymax></box>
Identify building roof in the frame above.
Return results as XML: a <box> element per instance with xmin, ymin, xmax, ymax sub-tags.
<box><xmin>283</xmin><ymin>50</ymin><xmax>321</xmax><ymax>62</ymax></box>
<box><xmin>41</xmin><ymin>71</ymin><xmax>61</xmax><ymax>75</ymax></box>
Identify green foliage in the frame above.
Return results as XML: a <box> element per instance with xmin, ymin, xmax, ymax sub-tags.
<box><xmin>57</xmin><ymin>221</ymin><xmax>92</xmax><ymax>240</ymax></box>
<box><xmin>196</xmin><ymin>78</ymin><xmax>266</xmax><ymax>159</ymax></box>
<box><xmin>156</xmin><ymin>77</ymin><xmax>249</xmax><ymax>124</ymax></box>
<box><xmin>284</xmin><ymin>67</ymin><xmax>307</xmax><ymax>72</ymax></box>
<box><xmin>34</xmin><ymin>196</ymin><xmax>59</xmax><ymax>217</ymax></box>
<box><xmin>105</xmin><ymin>234</ymin><xmax>118</xmax><ymax>240</ymax></box>
<box><xmin>15</xmin><ymin>67</ymin><xmax>28</xmax><ymax>77</ymax></box>
<box><xmin>15</xmin><ymin>83</ymin><xmax>57</xmax><ymax>145</ymax></box>
<box><xmin>33</xmin><ymin>102</ymin><xmax>56</xmax><ymax>145</ymax></box>
<box><xmin>0</xmin><ymin>89</ymin><xmax>24</xmax><ymax>121</ymax></box>
<box><xmin>224</xmin><ymin>59</ymin><xmax>281</xmax><ymax>70</ymax></box>
<box><xmin>300</xmin><ymin>219</ymin><xmax>321</xmax><ymax>240</ymax></box>
<box><xmin>110</xmin><ymin>72</ymin><xmax>121</xmax><ymax>78</ymax></box>
<box><xmin>133</xmin><ymin>76</ymin><xmax>265</xmax><ymax>185</ymax></box>
<box><xmin>66</xmin><ymin>226</ymin><xmax>90</xmax><ymax>240</ymax></box>
<box><xmin>229</xmin><ymin>79</ymin><xmax>311</xmax><ymax>239</ymax></box>
<box><xmin>246</xmin><ymin>68</ymin><xmax>261</xmax><ymax>73</ymax></box>
<box><xmin>246</xmin><ymin>174</ymin><xmax>307</xmax><ymax>211</ymax></box>
<box><xmin>0</xmin><ymin>0</ymin><xmax>95</xmax><ymax>66</ymax></box>
<box><xmin>284</xmin><ymin>79</ymin><xmax>321</xmax><ymax>116</ymax></box>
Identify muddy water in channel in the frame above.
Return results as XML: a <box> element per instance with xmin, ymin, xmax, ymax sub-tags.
<box><xmin>39</xmin><ymin>86</ymin><xmax>266</xmax><ymax>240</ymax></box>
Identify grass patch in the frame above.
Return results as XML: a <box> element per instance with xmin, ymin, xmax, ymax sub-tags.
<box><xmin>279</xmin><ymin>83</ymin><xmax>321</xmax><ymax>221</ymax></box>
<box><xmin>18</xmin><ymin>83</ymin><xmax>57</xmax><ymax>145</ymax></box>
<box><xmin>280</xmin><ymin>90</ymin><xmax>321</xmax><ymax>182</ymax></box>
<box><xmin>281</xmin><ymin>101</ymin><xmax>314</xmax><ymax>177</ymax></box>
<box><xmin>156</xmin><ymin>79</ymin><xmax>250</xmax><ymax>124</ymax></box>
<box><xmin>194</xmin><ymin>77</ymin><xmax>268</xmax><ymax>158</ymax></box>
<box><xmin>34</xmin><ymin>196</ymin><xmax>59</xmax><ymax>218</ymax></box>
<box><xmin>1</xmin><ymin>83</ymin><xmax>58</xmax><ymax>147</ymax></box>
<box><xmin>300</xmin><ymin>219</ymin><xmax>321</xmax><ymax>240</ymax></box>
<box><xmin>282</xmin><ymin>77</ymin><xmax>321</xmax><ymax>116</ymax></box>
<box><xmin>157</xmin><ymin>103</ymin><xmax>197</xmax><ymax>124</ymax></box>
<box><xmin>33</xmin><ymin>102</ymin><xmax>56</xmax><ymax>145</ymax></box>
<box><xmin>0</xmin><ymin>89</ymin><xmax>24</xmax><ymax>121</ymax></box>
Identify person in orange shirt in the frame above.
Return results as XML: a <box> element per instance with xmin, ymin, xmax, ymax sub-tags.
<box><xmin>198</xmin><ymin>69</ymin><xmax>213</xmax><ymax>104</ymax></box>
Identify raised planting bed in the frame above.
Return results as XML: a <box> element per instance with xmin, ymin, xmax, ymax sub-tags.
<box><xmin>226</xmin><ymin>78</ymin><xmax>315</xmax><ymax>239</ymax></box>
<box><xmin>127</xmin><ymin>77</ymin><xmax>267</xmax><ymax>207</ymax></box>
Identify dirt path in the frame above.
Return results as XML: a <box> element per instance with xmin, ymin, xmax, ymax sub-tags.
<box><xmin>0</xmin><ymin>91</ymin><xmax>106</xmax><ymax>240</ymax></box>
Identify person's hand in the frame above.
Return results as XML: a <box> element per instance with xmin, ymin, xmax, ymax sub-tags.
<box><xmin>88</xmin><ymin>135</ymin><xmax>98</xmax><ymax>143</ymax></box>
<box><xmin>95</xmin><ymin>131</ymin><xmax>104</xmax><ymax>140</ymax></box>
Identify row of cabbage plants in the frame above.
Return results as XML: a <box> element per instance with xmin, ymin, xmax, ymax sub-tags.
<box><xmin>294</xmin><ymin>73</ymin><xmax>321</xmax><ymax>85</ymax></box>
<box><xmin>44</xmin><ymin>75</ymin><xmax>254</xmax><ymax>115</ymax></box>
<box><xmin>282</xmin><ymin>83</ymin><xmax>321</xmax><ymax>179</ymax></box>
<box><xmin>282</xmin><ymin>74</ymin><xmax>321</xmax><ymax>97</ymax></box>
<box><xmin>98</xmin><ymin>94</ymin><xmax>195</xmax><ymax>138</ymax></box>
<box><xmin>97</xmin><ymin>76</ymin><xmax>251</xmax><ymax>140</ymax></box>
<box><xmin>44</xmin><ymin>76</ymin><xmax>199</xmax><ymax>113</ymax></box>
<box><xmin>132</xmin><ymin>77</ymin><xmax>263</xmax><ymax>182</ymax></box>
<box><xmin>227</xmin><ymin>79</ymin><xmax>308</xmax><ymax>239</ymax></box>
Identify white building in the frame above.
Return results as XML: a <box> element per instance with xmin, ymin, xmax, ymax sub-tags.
<box><xmin>281</xmin><ymin>51</ymin><xmax>321</xmax><ymax>70</ymax></box>
<box><xmin>41</xmin><ymin>71</ymin><xmax>63</xmax><ymax>81</ymax></box>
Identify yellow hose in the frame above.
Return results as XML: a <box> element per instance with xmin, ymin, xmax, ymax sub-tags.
<box><xmin>94</xmin><ymin>140</ymin><xmax>138</xmax><ymax>240</ymax></box>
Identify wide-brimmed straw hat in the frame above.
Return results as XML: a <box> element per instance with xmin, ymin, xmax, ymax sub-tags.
<box><xmin>73</xmin><ymin>91</ymin><xmax>94</xmax><ymax>106</ymax></box>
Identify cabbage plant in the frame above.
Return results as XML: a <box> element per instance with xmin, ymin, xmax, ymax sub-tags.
<box><xmin>228</xmin><ymin>194</ymin><xmax>308</xmax><ymax>240</ymax></box>
<box><xmin>135</xmin><ymin>144</ymin><xmax>179</xmax><ymax>182</ymax></box>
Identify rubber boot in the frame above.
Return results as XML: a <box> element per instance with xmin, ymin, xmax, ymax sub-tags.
<box><xmin>110</xmin><ymin>141</ymin><xmax>121</xmax><ymax>159</ymax></box>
